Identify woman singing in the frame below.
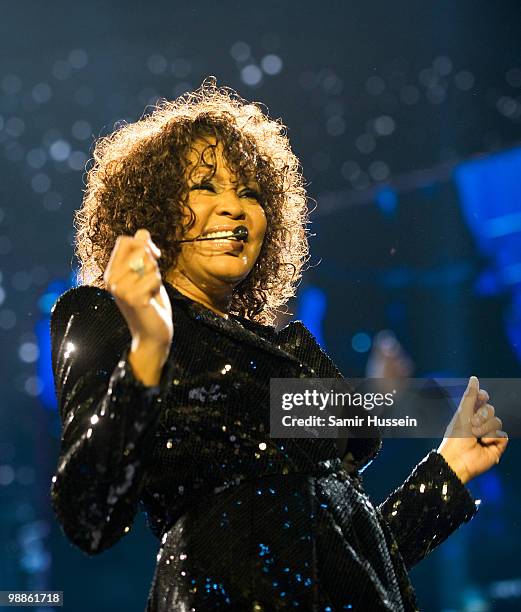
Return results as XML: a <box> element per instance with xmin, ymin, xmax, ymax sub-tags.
<box><xmin>49</xmin><ymin>79</ymin><xmax>508</xmax><ymax>611</ymax></box>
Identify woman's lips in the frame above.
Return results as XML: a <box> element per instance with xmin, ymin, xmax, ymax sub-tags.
<box><xmin>204</xmin><ymin>238</ymin><xmax>244</xmax><ymax>254</ymax></box>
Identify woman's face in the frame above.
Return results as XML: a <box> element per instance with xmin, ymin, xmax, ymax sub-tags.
<box><xmin>171</xmin><ymin>137</ymin><xmax>267</xmax><ymax>294</ymax></box>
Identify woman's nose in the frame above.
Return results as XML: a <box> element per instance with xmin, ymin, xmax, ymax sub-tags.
<box><xmin>214</xmin><ymin>192</ymin><xmax>246</xmax><ymax>218</ymax></box>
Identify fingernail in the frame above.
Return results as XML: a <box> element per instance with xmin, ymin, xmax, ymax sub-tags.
<box><xmin>478</xmin><ymin>406</ymin><xmax>488</xmax><ymax>419</ymax></box>
<box><xmin>466</xmin><ymin>376</ymin><xmax>478</xmax><ymax>393</ymax></box>
<box><xmin>496</xmin><ymin>430</ymin><xmax>508</xmax><ymax>438</ymax></box>
<box><xmin>149</xmin><ymin>241</ymin><xmax>161</xmax><ymax>257</ymax></box>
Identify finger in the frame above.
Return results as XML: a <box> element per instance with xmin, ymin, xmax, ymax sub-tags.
<box><xmin>110</xmin><ymin>267</ymin><xmax>160</xmax><ymax>306</ymax></box>
<box><xmin>134</xmin><ymin>229</ymin><xmax>162</xmax><ymax>258</ymax></box>
<box><xmin>480</xmin><ymin>430</ymin><xmax>508</xmax><ymax>444</ymax></box>
<box><xmin>104</xmin><ymin>234</ymin><xmax>157</xmax><ymax>286</ymax></box>
<box><xmin>108</xmin><ymin>247</ymin><xmax>157</xmax><ymax>292</ymax></box>
<box><xmin>134</xmin><ymin>228</ymin><xmax>151</xmax><ymax>241</ymax></box>
<box><xmin>480</xmin><ymin>432</ymin><xmax>509</xmax><ymax>463</ymax></box>
<box><xmin>149</xmin><ymin>240</ymin><xmax>161</xmax><ymax>258</ymax></box>
<box><xmin>137</xmin><ymin>273</ymin><xmax>163</xmax><ymax>307</ymax></box>
<box><xmin>104</xmin><ymin>235</ymin><xmax>136</xmax><ymax>282</ymax></box>
<box><xmin>471</xmin><ymin>403</ymin><xmax>495</xmax><ymax>426</ymax></box>
<box><xmin>109</xmin><ymin>243</ymin><xmax>158</xmax><ymax>287</ymax></box>
<box><xmin>374</xmin><ymin>330</ymin><xmax>400</xmax><ymax>356</ymax></box>
<box><xmin>460</xmin><ymin>375</ymin><xmax>480</xmax><ymax>419</ymax></box>
<box><xmin>477</xmin><ymin>388</ymin><xmax>489</xmax><ymax>406</ymax></box>
<box><xmin>471</xmin><ymin>415</ymin><xmax>502</xmax><ymax>438</ymax></box>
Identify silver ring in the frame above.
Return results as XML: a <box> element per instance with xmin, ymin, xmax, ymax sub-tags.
<box><xmin>129</xmin><ymin>256</ymin><xmax>145</xmax><ymax>277</ymax></box>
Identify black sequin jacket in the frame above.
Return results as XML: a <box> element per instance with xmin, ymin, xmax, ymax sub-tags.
<box><xmin>49</xmin><ymin>282</ymin><xmax>479</xmax><ymax>611</ymax></box>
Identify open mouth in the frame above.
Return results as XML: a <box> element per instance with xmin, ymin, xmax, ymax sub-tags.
<box><xmin>199</xmin><ymin>230</ymin><xmax>245</xmax><ymax>255</ymax></box>
<box><xmin>201</xmin><ymin>229</ymin><xmax>243</xmax><ymax>241</ymax></box>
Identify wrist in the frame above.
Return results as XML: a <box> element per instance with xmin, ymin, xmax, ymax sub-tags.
<box><xmin>129</xmin><ymin>339</ymin><xmax>170</xmax><ymax>387</ymax></box>
<box><xmin>436</xmin><ymin>444</ymin><xmax>471</xmax><ymax>485</ymax></box>
<box><xmin>131</xmin><ymin>336</ymin><xmax>170</xmax><ymax>360</ymax></box>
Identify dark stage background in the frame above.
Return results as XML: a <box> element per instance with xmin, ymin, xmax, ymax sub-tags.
<box><xmin>1</xmin><ymin>1</ymin><xmax>520</xmax><ymax>610</ymax></box>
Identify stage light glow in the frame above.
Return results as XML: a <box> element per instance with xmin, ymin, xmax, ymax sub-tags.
<box><xmin>261</xmin><ymin>54</ymin><xmax>283</xmax><ymax>76</ymax></box>
<box><xmin>351</xmin><ymin>332</ymin><xmax>372</xmax><ymax>353</ymax></box>
<box><xmin>32</xmin><ymin>83</ymin><xmax>52</xmax><ymax>103</ymax></box>
<box><xmin>2</xmin><ymin>74</ymin><xmax>22</xmax><ymax>94</ymax></box>
<box><xmin>374</xmin><ymin>116</ymin><xmax>395</xmax><ymax>136</ymax></box>
<box><xmin>506</xmin><ymin>67</ymin><xmax>521</xmax><ymax>87</ymax></box>
<box><xmin>376</xmin><ymin>187</ymin><xmax>398</xmax><ymax>216</ymax></box>
<box><xmin>0</xmin><ymin>309</ymin><xmax>16</xmax><ymax>330</ymax></box>
<box><xmin>25</xmin><ymin>376</ymin><xmax>43</xmax><ymax>397</ymax></box>
<box><xmin>230</xmin><ymin>41</ymin><xmax>250</xmax><ymax>62</ymax></box>
<box><xmin>68</xmin><ymin>48</ymin><xmax>88</xmax><ymax>69</ymax></box>
<box><xmin>31</xmin><ymin>172</ymin><xmax>51</xmax><ymax>194</ymax></box>
<box><xmin>26</xmin><ymin>148</ymin><xmax>47</xmax><ymax>169</ymax></box>
<box><xmin>147</xmin><ymin>54</ymin><xmax>167</xmax><ymax>75</ymax></box>
<box><xmin>454</xmin><ymin>70</ymin><xmax>474</xmax><ymax>91</ymax></box>
<box><xmin>49</xmin><ymin>139</ymin><xmax>71</xmax><ymax>162</ymax></box>
<box><xmin>369</xmin><ymin>161</ymin><xmax>390</xmax><ymax>181</ymax></box>
<box><xmin>52</xmin><ymin>60</ymin><xmax>71</xmax><ymax>81</ymax></box>
<box><xmin>241</xmin><ymin>65</ymin><xmax>262</xmax><ymax>86</ymax></box>
<box><xmin>433</xmin><ymin>56</ymin><xmax>453</xmax><ymax>76</ymax></box>
<box><xmin>67</xmin><ymin>151</ymin><xmax>87</xmax><ymax>171</ymax></box>
<box><xmin>71</xmin><ymin>119</ymin><xmax>92</xmax><ymax>140</ymax></box>
<box><xmin>341</xmin><ymin>160</ymin><xmax>361</xmax><ymax>181</ymax></box>
<box><xmin>5</xmin><ymin>117</ymin><xmax>25</xmax><ymax>137</ymax></box>
<box><xmin>18</xmin><ymin>342</ymin><xmax>40</xmax><ymax>363</ymax></box>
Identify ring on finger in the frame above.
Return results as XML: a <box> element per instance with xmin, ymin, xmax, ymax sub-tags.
<box><xmin>129</xmin><ymin>256</ymin><xmax>146</xmax><ymax>277</ymax></box>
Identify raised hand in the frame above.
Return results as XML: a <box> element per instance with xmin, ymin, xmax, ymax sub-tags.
<box><xmin>437</xmin><ymin>376</ymin><xmax>508</xmax><ymax>484</ymax></box>
<box><xmin>103</xmin><ymin>228</ymin><xmax>173</xmax><ymax>363</ymax></box>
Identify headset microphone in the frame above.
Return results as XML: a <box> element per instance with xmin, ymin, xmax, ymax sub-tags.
<box><xmin>178</xmin><ymin>225</ymin><xmax>249</xmax><ymax>243</ymax></box>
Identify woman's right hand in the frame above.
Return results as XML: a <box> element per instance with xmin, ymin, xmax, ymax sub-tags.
<box><xmin>103</xmin><ymin>229</ymin><xmax>173</xmax><ymax>357</ymax></box>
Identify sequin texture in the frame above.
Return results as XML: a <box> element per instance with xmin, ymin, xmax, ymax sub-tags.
<box><xmin>49</xmin><ymin>282</ymin><xmax>478</xmax><ymax>611</ymax></box>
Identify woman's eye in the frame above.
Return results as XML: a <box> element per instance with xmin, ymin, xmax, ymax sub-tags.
<box><xmin>191</xmin><ymin>183</ymin><xmax>215</xmax><ymax>192</ymax></box>
<box><xmin>240</xmin><ymin>189</ymin><xmax>262</xmax><ymax>202</ymax></box>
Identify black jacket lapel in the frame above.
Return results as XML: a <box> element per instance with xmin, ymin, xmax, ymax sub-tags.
<box><xmin>164</xmin><ymin>281</ymin><xmax>310</xmax><ymax>370</ymax></box>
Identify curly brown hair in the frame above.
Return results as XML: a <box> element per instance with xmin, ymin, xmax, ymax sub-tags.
<box><xmin>75</xmin><ymin>77</ymin><xmax>310</xmax><ymax>325</ymax></box>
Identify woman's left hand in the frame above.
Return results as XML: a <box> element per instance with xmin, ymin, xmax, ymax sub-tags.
<box><xmin>437</xmin><ymin>376</ymin><xmax>508</xmax><ymax>484</ymax></box>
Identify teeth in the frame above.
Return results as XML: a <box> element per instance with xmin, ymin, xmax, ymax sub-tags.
<box><xmin>204</xmin><ymin>230</ymin><xmax>236</xmax><ymax>239</ymax></box>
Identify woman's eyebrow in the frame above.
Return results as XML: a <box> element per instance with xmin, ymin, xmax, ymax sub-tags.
<box><xmin>190</xmin><ymin>173</ymin><xmax>258</xmax><ymax>188</ymax></box>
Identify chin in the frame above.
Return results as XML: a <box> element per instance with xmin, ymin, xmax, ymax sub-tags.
<box><xmin>203</xmin><ymin>260</ymin><xmax>252</xmax><ymax>283</ymax></box>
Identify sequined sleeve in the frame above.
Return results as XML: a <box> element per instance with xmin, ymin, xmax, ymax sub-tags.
<box><xmin>377</xmin><ymin>449</ymin><xmax>479</xmax><ymax>569</ymax></box>
<box><xmin>278</xmin><ymin>322</ymin><xmax>480</xmax><ymax>569</ymax></box>
<box><xmin>49</xmin><ymin>286</ymin><xmax>174</xmax><ymax>556</ymax></box>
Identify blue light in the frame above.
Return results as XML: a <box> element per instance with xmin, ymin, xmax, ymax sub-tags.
<box><xmin>474</xmin><ymin>266</ymin><xmax>502</xmax><ymax>296</ymax></box>
<box><xmin>38</xmin><ymin>292</ymin><xmax>61</xmax><ymax>315</ymax></box>
<box><xmin>36</xmin><ymin>278</ymin><xmax>71</xmax><ymax>410</ymax></box>
<box><xmin>376</xmin><ymin>187</ymin><xmax>398</xmax><ymax>216</ymax></box>
<box><xmin>478</xmin><ymin>471</ymin><xmax>503</xmax><ymax>504</ymax></box>
<box><xmin>455</xmin><ymin>146</ymin><xmax>521</xmax><ymax>362</ymax></box>
<box><xmin>455</xmin><ymin>147</ymin><xmax>521</xmax><ymax>280</ymax></box>
<box><xmin>297</xmin><ymin>285</ymin><xmax>327</xmax><ymax>349</ymax></box>
<box><xmin>351</xmin><ymin>332</ymin><xmax>372</xmax><ymax>353</ymax></box>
